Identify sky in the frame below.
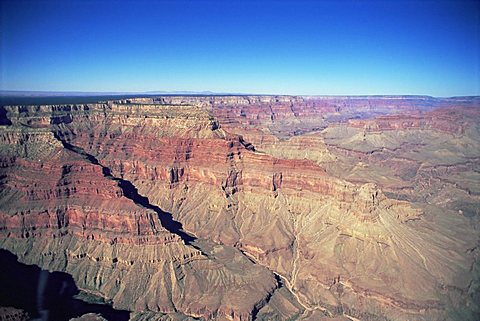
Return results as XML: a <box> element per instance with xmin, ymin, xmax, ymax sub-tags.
<box><xmin>0</xmin><ymin>0</ymin><xmax>479</xmax><ymax>96</ymax></box>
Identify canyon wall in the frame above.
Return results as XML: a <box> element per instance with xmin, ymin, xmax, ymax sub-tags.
<box><xmin>0</xmin><ymin>96</ymin><xmax>479</xmax><ymax>321</ymax></box>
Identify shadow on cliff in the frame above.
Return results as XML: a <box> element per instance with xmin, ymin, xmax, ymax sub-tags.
<box><xmin>52</xmin><ymin>133</ymin><xmax>196</xmax><ymax>245</ymax></box>
<box><xmin>0</xmin><ymin>249</ymin><xmax>130</xmax><ymax>321</ymax></box>
<box><xmin>0</xmin><ymin>106</ymin><xmax>12</xmax><ymax>125</ymax></box>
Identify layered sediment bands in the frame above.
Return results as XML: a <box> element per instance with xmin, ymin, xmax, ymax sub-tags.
<box><xmin>1</xmin><ymin>96</ymin><xmax>479</xmax><ymax>321</ymax></box>
<box><xmin>346</xmin><ymin>107</ymin><xmax>472</xmax><ymax>135</ymax></box>
<box><xmin>53</xmin><ymin>136</ymin><xmax>196</xmax><ymax>244</ymax></box>
<box><xmin>0</xmin><ymin>122</ymin><xmax>299</xmax><ymax>320</ymax></box>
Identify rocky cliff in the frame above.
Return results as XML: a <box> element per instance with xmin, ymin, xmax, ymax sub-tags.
<box><xmin>0</xmin><ymin>96</ymin><xmax>479</xmax><ymax>321</ymax></box>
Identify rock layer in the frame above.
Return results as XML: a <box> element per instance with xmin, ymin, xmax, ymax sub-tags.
<box><xmin>1</xmin><ymin>95</ymin><xmax>479</xmax><ymax>321</ymax></box>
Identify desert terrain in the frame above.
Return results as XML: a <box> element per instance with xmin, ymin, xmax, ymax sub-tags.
<box><xmin>0</xmin><ymin>95</ymin><xmax>478</xmax><ymax>321</ymax></box>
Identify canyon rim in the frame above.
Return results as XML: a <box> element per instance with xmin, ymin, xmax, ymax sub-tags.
<box><xmin>0</xmin><ymin>95</ymin><xmax>479</xmax><ymax>321</ymax></box>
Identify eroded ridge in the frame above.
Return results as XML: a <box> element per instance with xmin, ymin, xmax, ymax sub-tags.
<box><xmin>52</xmin><ymin>131</ymin><xmax>197</xmax><ymax>246</ymax></box>
<box><xmin>0</xmin><ymin>96</ymin><xmax>479</xmax><ymax>321</ymax></box>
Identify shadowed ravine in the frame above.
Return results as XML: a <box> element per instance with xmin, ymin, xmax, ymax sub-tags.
<box><xmin>52</xmin><ymin>132</ymin><xmax>196</xmax><ymax>245</ymax></box>
<box><xmin>50</xmin><ymin>131</ymin><xmax>306</xmax><ymax>320</ymax></box>
<box><xmin>0</xmin><ymin>249</ymin><xmax>130</xmax><ymax>321</ymax></box>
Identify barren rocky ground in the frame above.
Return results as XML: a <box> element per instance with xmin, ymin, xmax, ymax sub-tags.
<box><xmin>0</xmin><ymin>95</ymin><xmax>478</xmax><ymax>321</ymax></box>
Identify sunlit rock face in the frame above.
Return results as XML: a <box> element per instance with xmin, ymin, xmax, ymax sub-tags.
<box><xmin>0</xmin><ymin>95</ymin><xmax>479</xmax><ymax>321</ymax></box>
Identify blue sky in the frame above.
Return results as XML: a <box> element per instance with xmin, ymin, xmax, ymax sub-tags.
<box><xmin>1</xmin><ymin>0</ymin><xmax>479</xmax><ymax>96</ymax></box>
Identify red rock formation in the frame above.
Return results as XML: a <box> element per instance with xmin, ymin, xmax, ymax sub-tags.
<box><xmin>347</xmin><ymin>108</ymin><xmax>474</xmax><ymax>134</ymax></box>
<box><xmin>0</xmin><ymin>95</ymin><xmax>479</xmax><ymax>321</ymax></box>
<box><xmin>0</xmin><ymin>123</ymin><xmax>287</xmax><ymax>320</ymax></box>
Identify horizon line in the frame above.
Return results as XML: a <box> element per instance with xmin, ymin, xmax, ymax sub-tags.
<box><xmin>1</xmin><ymin>90</ymin><xmax>479</xmax><ymax>99</ymax></box>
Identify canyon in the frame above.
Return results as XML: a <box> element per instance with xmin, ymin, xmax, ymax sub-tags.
<box><xmin>0</xmin><ymin>95</ymin><xmax>479</xmax><ymax>321</ymax></box>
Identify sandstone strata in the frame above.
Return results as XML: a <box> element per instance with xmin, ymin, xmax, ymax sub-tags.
<box><xmin>0</xmin><ymin>96</ymin><xmax>479</xmax><ymax>321</ymax></box>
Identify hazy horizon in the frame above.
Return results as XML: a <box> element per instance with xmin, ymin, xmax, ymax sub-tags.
<box><xmin>2</xmin><ymin>89</ymin><xmax>480</xmax><ymax>99</ymax></box>
<box><xmin>1</xmin><ymin>0</ymin><xmax>479</xmax><ymax>96</ymax></box>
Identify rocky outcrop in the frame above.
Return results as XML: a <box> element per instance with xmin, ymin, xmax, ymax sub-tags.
<box><xmin>347</xmin><ymin>107</ymin><xmax>474</xmax><ymax>135</ymax></box>
<box><xmin>1</xmin><ymin>95</ymin><xmax>479</xmax><ymax>321</ymax></box>
<box><xmin>0</xmin><ymin>307</ymin><xmax>29</xmax><ymax>321</ymax></box>
<box><xmin>0</xmin><ymin>121</ymin><xmax>290</xmax><ymax>320</ymax></box>
<box><xmin>69</xmin><ymin>313</ymin><xmax>108</xmax><ymax>321</ymax></box>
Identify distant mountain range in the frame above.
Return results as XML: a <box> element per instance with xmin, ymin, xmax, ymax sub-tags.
<box><xmin>0</xmin><ymin>90</ymin><xmax>245</xmax><ymax>97</ymax></box>
<box><xmin>1</xmin><ymin>90</ymin><xmax>478</xmax><ymax>100</ymax></box>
